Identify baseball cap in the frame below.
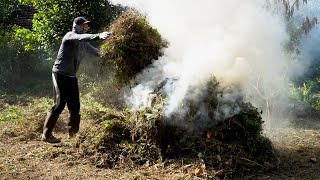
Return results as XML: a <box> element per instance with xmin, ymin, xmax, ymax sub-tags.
<box><xmin>74</xmin><ymin>17</ymin><xmax>90</xmax><ymax>25</ymax></box>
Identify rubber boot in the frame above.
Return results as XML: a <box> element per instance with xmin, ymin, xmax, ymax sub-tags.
<box><xmin>67</xmin><ymin>114</ymin><xmax>80</xmax><ymax>138</ymax></box>
<box><xmin>42</xmin><ymin>112</ymin><xmax>61</xmax><ymax>143</ymax></box>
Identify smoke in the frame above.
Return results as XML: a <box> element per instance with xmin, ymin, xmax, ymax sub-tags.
<box><xmin>296</xmin><ymin>1</ymin><xmax>320</xmax><ymax>67</ymax></box>
<box><xmin>109</xmin><ymin>0</ymin><xmax>297</xmax><ymax>129</ymax></box>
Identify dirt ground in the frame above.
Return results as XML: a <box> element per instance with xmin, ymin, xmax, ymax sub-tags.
<box><xmin>1</xmin><ymin>124</ymin><xmax>320</xmax><ymax>180</ymax></box>
<box><xmin>0</xmin><ymin>131</ymin><xmax>195</xmax><ymax>180</ymax></box>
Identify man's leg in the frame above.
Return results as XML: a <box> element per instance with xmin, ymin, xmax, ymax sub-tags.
<box><xmin>66</xmin><ymin>77</ymin><xmax>81</xmax><ymax>138</ymax></box>
<box><xmin>67</xmin><ymin>113</ymin><xmax>80</xmax><ymax>138</ymax></box>
<box><xmin>42</xmin><ymin>113</ymin><xmax>61</xmax><ymax>143</ymax></box>
<box><xmin>42</xmin><ymin>73</ymin><xmax>67</xmax><ymax>143</ymax></box>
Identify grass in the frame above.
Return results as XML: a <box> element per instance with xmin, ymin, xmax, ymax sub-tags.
<box><xmin>0</xmin><ymin>104</ymin><xmax>23</xmax><ymax>123</ymax></box>
<box><xmin>1</xmin><ymin>79</ymin><xmax>320</xmax><ymax>179</ymax></box>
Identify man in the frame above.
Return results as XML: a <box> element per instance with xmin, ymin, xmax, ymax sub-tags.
<box><xmin>42</xmin><ymin>17</ymin><xmax>111</xmax><ymax>143</ymax></box>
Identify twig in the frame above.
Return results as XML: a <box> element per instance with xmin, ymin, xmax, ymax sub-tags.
<box><xmin>237</xmin><ymin>157</ymin><xmax>263</xmax><ymax>167</ymax></box>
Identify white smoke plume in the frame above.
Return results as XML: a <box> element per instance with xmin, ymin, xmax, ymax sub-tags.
<box><xmin>110</xmin><ymin>0</ymin><xmax>294</xmax><ymax>129</ymax></box>
<box><xmin>296</xmin><ymin>1</ymin><xmax>320</xmax><ymax>67</ymax></box>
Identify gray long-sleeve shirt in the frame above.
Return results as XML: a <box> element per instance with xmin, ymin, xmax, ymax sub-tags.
<box><xmin>52</xmin><ymin>23</ymin><xmax>100</xmax><ymax>77</ymax></box>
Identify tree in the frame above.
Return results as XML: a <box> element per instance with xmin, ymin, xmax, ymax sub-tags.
<box><xmin>0</xmin><ymin>0</ymin><xmax>19</xmax><ymax>31</ymax></box>
<box><xmin>18</xmin><ymin>0</ymin><xmax>122</xmax><ymax>50</ymax></box>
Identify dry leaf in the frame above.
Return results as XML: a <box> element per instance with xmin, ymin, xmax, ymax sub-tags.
<box><xmin>194</xmin><ymin>165</ymin><xmax>204</xmax><ymax>176</ymax></box>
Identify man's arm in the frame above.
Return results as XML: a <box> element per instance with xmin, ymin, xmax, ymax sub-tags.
<box><xmin>65</xmin><ymin>32</ymin><xmax>100</xmax><ymax>42</ymax></box>
<box><xmin>82</xmin><ymin>32</ymin><xmax>111</xmax><ymax>56</ymax></box>
<box><xmin>65</xmin><ymin>31</ymin><xmax>111</xmax><ymax>42</ymax></box>
<box><xmin>84</xmin><ymin>42</ymin><xmax>100</xmax><ymax>57</ymax></box>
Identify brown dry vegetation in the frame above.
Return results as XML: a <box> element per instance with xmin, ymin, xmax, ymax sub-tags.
<box><xmin>1</xmin><ymin>94</ymin><xmax>320</xmax><ymax>180</ymax></box>
<box><xmin>1</xmin><ymin>126</ymin><xmax>320</xmax><ymax>180</ymax></box>
<box><xmin>99</xmin><ymin>9</ymin><xmax>167</xmax><ymax>86</ymax></box>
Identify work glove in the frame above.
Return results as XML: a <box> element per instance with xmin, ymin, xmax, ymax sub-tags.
<box><xmin>99</xmin><ymin>32</ymin><xmax>111</xmax><ymax>40</ymax></box>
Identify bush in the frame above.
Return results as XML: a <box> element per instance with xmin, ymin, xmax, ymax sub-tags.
<box><xmin>290</xmin><ymin>80</ymin><xmax>320</xmax><ymax>109</ymax></box>
<box><xmin>0</xmin><ymin>28</ymin><xmax>51</xmax><ymax>92</ymax></box>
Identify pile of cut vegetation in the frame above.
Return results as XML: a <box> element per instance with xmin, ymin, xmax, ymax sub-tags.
<box><xmin>77</xmin><ymin>77</ymin><xmax>276</xmax><ymax>178</ymax></box>
<box><xmin>100</xmin><ymin>9</ymin><xmax>167</xmax><ymax>85</ymax></box>
<box><xmin>79</xmin><ymin>9</ymin><xmax>277</xmax><ymax>178</ymax></box>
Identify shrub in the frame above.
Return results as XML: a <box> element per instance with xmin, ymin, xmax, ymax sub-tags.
<box><xmin>0</xmin><ymin>28</ymin><xmax>51</xmax><ymax>92</ymax></box>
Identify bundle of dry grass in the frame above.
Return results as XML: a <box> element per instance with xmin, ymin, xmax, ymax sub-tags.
<box><xmin>100</xmin><ymin>9</ymin><xmax>167</xmax><ymax>85</ymax></box>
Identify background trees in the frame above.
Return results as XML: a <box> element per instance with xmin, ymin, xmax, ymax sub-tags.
<box><xmin>18</xmin><ymin>0</ymin><xmax>122</xmax><ymax>50</ymax></box>
<box><xmin>0</xmin><ymin>0</ymin><xmax>320</xmax><ymax>110</ymax></box>
<box><xmin>0</xmin><ymin>0</ymin><xmax>19</xmax><ymax>30</ymax></box>
<box><xmin>0</xmin><ymin>0</ymin><xmax>122</xmax><ymax>91</ymax></box>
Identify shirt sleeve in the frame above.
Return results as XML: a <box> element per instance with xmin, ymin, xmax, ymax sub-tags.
<box><xmin>84</xmin><ymin>42</ymin><xmax>100</xmax><ymax>57</ymax></box>
<box><xmin>65</xmin><ymin>32</ymin><xmax>100</xmax><ymax>42</ymax></box>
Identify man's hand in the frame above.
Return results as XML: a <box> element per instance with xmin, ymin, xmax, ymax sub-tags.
<box><xmin>99</xmin><ymin>32</ymin><xmax>111</xmax><ymax>40</ymax></box>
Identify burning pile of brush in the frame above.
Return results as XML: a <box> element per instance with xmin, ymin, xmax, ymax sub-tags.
<box><xmin>78</xmin><ymin>9</ymin><xmax>276</xmax><ymax>178</ymax></box>
<box><xmin>77</xmin><ymin>77</ymin><xmax>274</xmax><ymax>177</ymax></box>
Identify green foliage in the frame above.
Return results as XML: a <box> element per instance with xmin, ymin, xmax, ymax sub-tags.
<box><xmin>80</xmin><ymin>119</ymin><xmax>130</xmax><ymax>147</ymax></box>
<box><xmin>18</xmin><ymin>0</ymin><xmax>122</xmax><ymax>50</ymax></box>
<box><xmin>219</xmin><ymin>103</ymin><xmax>265</xmax><ymax>153</ymax></box>
<box><xmin>14</xmin><ymin>28</ymin><xmax>43</xmax><ymax>51</ymax></box>
<box><xmin>0</xmin><ymin>27</ymin><xmax>51</xmax><ymax>91</ymax></box>
<box><xmin>280</xmin><ymin>0</ymin><xmax>310</xmax><ymax>19</ymax></box>
<box><xmin>0</xmin><ymin>0</ymin><xmax>18</xmax><ymax>30</ymax></box>
<box><xmin>81</xmin><ymin>95</ymin><xmax>124</xmax><ymax>121</ymax></box>
<box><xmin>289</xmin><ymin>55</ymin><xmax>320</xmax><ymax>109</ymax></box>
<box><xmin>0</xmin><ymin>105</ymin><xmax>23</xmax><ymax>123</ymax></box>
<box><xmin>274</xmin><ymin>0</ymin><xmax>318</xmax><ymax>54</ymax></box>
<box><xmin>100</xmin><ymin>10</ymin><xmax>167</xmax><ymax>85</ymax></box>
<box><xmin>290</xmin><ymin>80</ymin><xmax>320</xmax><ymax>109</ymax></box>
<box><xmin>0</xmin><ymin>95</ymin><xmax>51</xmax><ymax>127</ymax></box>
<box><xmin>278</xmin><ymin>1</ymin><xmax>320</xmax><ymax>109</ymax></box>
<box><xmin>0</xmin><ymin>95</ymin><xmax>65</xmax><ymax>141</ymax></box>
<box><xmin>285</xmin><ymin>17</ymin><xmax>318</xmax><ymax>54</ymax></box>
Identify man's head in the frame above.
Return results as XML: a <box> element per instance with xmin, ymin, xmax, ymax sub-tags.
<box><xmin>74</xmin><ymin>17</ymin><xmax>90</xmax><ymax>31</ymax></box>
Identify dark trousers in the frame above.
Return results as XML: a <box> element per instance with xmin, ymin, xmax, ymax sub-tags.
<box><xmin>50</xmin><ymin>72</ymin><xmax>80</xmax><ymax>115</ymax></box>
<box><xmin>43</xmin><ymin>72</ymin><xmax>81</xmax><ymax>137</ymax></box>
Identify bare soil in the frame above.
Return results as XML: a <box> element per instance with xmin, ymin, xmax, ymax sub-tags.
<box><xmin>1</xmin><ymin>120</ymin><xmax>320</xmax><ymax>180</ymax></box>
